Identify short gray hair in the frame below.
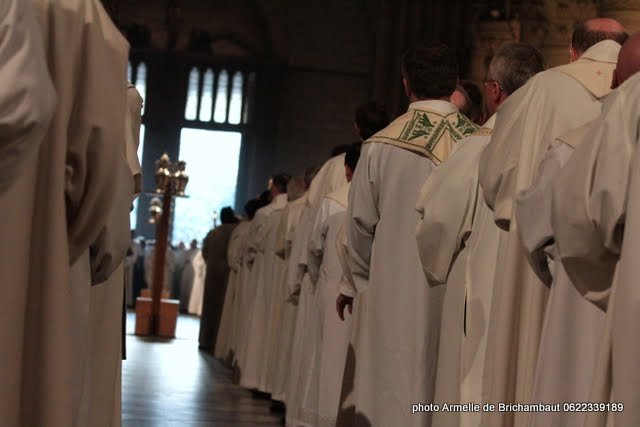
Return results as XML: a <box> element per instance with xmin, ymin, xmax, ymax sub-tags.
<box><xmin>287</xmin><ymin>176</ymin><xmax>306</xmax><ymax>201</ymax></box>
<box><xmin>488</xmin><ymin>42</ymin><xmax>545</xmax><ymax>95</ymax></box>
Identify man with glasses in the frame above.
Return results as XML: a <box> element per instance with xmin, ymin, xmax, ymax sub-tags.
<box><xmin>415</xmin><ymin>42</ymin><xmax>545</xmax><ymax>427</ymax></box>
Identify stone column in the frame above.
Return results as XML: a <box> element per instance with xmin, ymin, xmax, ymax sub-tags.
<box><xmin>600</xmin><ymin>0</ymin><xmax>640</xmax><ymax>32</ymax></box>
<box><xmin>469</xmin><ymin>19</ymin><xmax>521</xmax><ymax>82</ymax></box>
<box><xmin>537</xmin><ymin>0</ymin><xmax>598</xmax><ymax>68</ymax></box>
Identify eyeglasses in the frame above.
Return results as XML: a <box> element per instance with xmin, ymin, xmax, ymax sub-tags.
<box><xmin>483</xmin><ymin>80</ymin><xmax>506</xmax><ymax>93</ymax></box>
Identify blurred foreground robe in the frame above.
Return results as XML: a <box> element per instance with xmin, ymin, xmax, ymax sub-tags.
<box><xmin>0</xmin><ymin>0</ymin><xmax>129</xmax><ymax>425</ymax></box>
<box><xmin>78</xmin><ymin>83</ymin><xmax>142</xmax><ymax>426</ymax></box>
<box><xmin>199</xmin><ymin>221</ymin><xmax>239</xmax><ymax>351</ymax></box>
<box><xmin>239</xmin><ymin>193</ymin><xmax>288</xmax><ymax>390</ymax></box>
<box><xmin>346</xmin><ymin>101</ymin><xmax>477</xmax><ymax>427</ymax></box>
<box><xmin>477</xmin><ymin>40</ymin><xmax>619</xmax><ymax>427</ymax></box>
<box><xmin>286</xmin><ymin>154</ymin><xmax>347</xmax><ymax>427</ymax></box>
<box><xmin>415</xmin><ymin>116</ymin><xmax>499</xmax><ymax>427</ymax></box>
<box><xmin>300</xmin><ymin>183</ymin><xmax>351</xmax><ymax>426</ymax></box>
<box><xmin>550</xmin><ymin>73</ymin><xmax>640</xmax><ymax>427</ymax></box>
<box><xmin>214</xmin><ymin>219</ymin><xmax>251</xmax><ymax>362</ymax></box>
<box><xmin>0</xmin><ymin>0</ymin><xmax>56</xmax><ymax>425</ymax></box>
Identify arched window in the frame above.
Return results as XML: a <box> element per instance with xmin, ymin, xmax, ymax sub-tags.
<box><xmin>228</xmin><ymin>72</ymin><xmax>244</xmax><ymax>125</ymax></box>
<box><xmin>213</xmin><ymin>70</ymin><xmax>229</xmax><ymax>123</ymax></box>
<box><xmin>185</xmin><ymin>68</ymin><xmax>200</xmax><ymax>121</ymax></box>
<box><xmin>199</xmin><ymin>69</ymin><xmax>215</xmax><ymax>122</ymax></box>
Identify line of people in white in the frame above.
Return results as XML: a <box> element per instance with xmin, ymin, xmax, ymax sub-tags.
<box><xmin>210</xmin><ymin>17</ymin><xmax>640</xmax><ymax>427</ymax></box>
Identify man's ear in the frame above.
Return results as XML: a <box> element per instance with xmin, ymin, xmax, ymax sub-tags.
<box><xmin>569</xmin><ymin>45</ymin><xmax>580</xmax><ymax>62</ymax></box>
<box><xmin>403</xmin><ymin>77</ymin><xmax>411</xmax><ymax>98</ymax></box>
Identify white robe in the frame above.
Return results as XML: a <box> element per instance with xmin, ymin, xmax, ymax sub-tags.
<box><xmin>77</xmin><ymin>82</ymin><xmax>143</xmax><ymax>427</ymax></box>
<box><xmin>515</xmin><ymin>124</ymin><xmax>608</xmax><ymax>427</ymax></box>
<box><xmin>477</xmin><ymin>40</ymin><xmax>620</xmax><ymax>427</ymax></box>
<box><xmin>259</xmin><ymin>198</ymin><xmax>290</xmax><ymax>392</ymax></box>
<box><xmin>286</xmin><ymin>154</ymin><xmax>347</xmax><ymax>427</ymax></box>
<box><xmin>0</xmin><ymin>1</ymin><xmax>56</xmax><ymax>425</ymax></box>
<box><xmin>415</xmin><ymin>115</ymin><xmax>500</xmax><ymax>427</ymax></box>
<box><xmin>550</xmin><ymin>73</ymin><xmax>640</xmax><ymax>427</ymax></box>
<box><xmin>214</xmin><ymin>220</ymin><xmax>250</xmax><ymax>361</ymax></box>
<box><xmin>0</xmin><ymin>0</ymin><xmax>128</xmax><ymax>425</ymax></box>
<box><xmin>0</xmin><ymin>0</ymin><xmax>55</xmax><ymax>194</ymax></box>
<box><xmin>347</xmin><ymin>100</ymin><xmax>472</xmax><ymax>427</ymax></box>
<box><xmin>187</xmin><ymin>250</ymin><xmax>207</xmax><ymax>315</ymax></box>
<box><xmin>239</xmin><ymin>193</ymin><xmax>288</xmax><ymax>390</ymax></box>
<box><xmin>270</xmin><ymin>195</ymin><xmax>307</xmax><ymax>402</ymax></box>
<box><xmin>230</xmin><ymin>220</ymin><xmax>258</xmax><ymax>370</ymax></box>
<box><xmin>300</xmin><ymin>183</ymin><xmax>351</xmax><ymax>427</ymax></box>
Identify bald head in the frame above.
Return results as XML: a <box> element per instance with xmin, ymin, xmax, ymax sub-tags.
<box><xmin>614</xmin><ymin>32</ymin><xmax>640</xmax><ymax>87</ymax></box>
<box><xmin>571</xmin><ymin>18</ymin><xmax>628</xmax><ymax>57</ymax></box>
<box><xmin>585</xmin><ymin>18</ymin><xmax>626</xmax><ymax>34</ymax></box>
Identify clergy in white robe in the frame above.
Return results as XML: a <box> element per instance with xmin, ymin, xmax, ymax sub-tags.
<box><xmin>477</xmin><ymin>24</ymin><xmax>624</xmax><ymax>426</ymax></box>
<box><xmin>257</xmin><ymin>193</ymin><xmax>291</xmax><ymax>393</ymax></box>
<box><xmin>79</xmin><ymin>82</ymin><xmax>143</xmax><ymax>427</ymax></box>
<box><xmin>239</xmin><ymin>176</ymin><xmax>290</xmax><ymax>391</ymax></box>
<box><xmin>286</xmin><ymin>154</ymin><xmax>347</xmax><ymax>427</ymax></box>
<box><xmin>0</xmin><ymin>0</ymin><xmax>129</xmax><ymax>425</ymax></box>
<box><xmin>187</xmin><ymin>250</ymin><xmax>207</xmax><ymax>315</ymax></box>
<box><xmin>270</xmin><ymin>180</ymin><xmax>308</xmax><ymax>403</ymax></box>
<box><xmin>302</xmin><ymin>146</ymin><xmax>359</xmax><ymax>425</ymax></box>
<box><xmin>179</xmin><ymin>243</ymin><xmax>200</xmax><ymax>312</ymax></box>
<box><xmin>214</xmin><ymin>219</ymin><xmax>251</xmax><ymax>363</ymax></box>
<box><xmin>0</xmin><ymin>1</ymin><xmax>56</xmax><ymax>425</ymax></box>
<box><xmin>414</xmin><ymin>43</ymin><xmax>543</xmax><ymax>427</ymax></box>
<box><xmin>515</xmin><ymin>109</ymin><xmax>620</xmax><ymax>427</ymax></box>
<box><xmin>345</xmin><ymin>42</ymin><xmax>477</xmax><ymax>427</ymax></box>
<box><xmin>550</xmin><ymin>71</ymin><xmax>640</xmax><ymax>427</ymax></box>
<box><xmin>259</xmin><ymin>176</ymin><xmax>307</xmax><ymax>400</ymax></box>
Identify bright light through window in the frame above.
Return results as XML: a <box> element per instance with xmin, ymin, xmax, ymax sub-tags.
<box><xmin>228</xmin><ymin>72</ymin><xmax>244</xmax><ymax>125</ymax></box>
<box><xmin>199</xmin><ymin>70</ymin><xmax>214</xmax><ymax>121</ymax></box>
<box><xmin>130</xmin><ymin>124</ymin><xmax>146</xmax><ymax>232</ymax></box>
<box><xmin>213</xmin><ymin>70</ymin><xmax>229</xmax><ymax>123</ymax></box>
<box><xmin>172</xmin><ymin>129</ymin><xmax>242</xmax><ymax>245</ymax></box>
<box><xmin>185</xmin><ymin>68</ymin><xmax>199</xmax><ymax>121</ymax></box>
<box><xmin>137</xmin><ymin>63</ymin><xmax>147</xmax><ymax>115</ymax></box>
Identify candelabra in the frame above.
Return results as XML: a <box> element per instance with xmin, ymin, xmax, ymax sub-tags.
<box><xmin>138</xmin><ymin>153</ymin><xmax>189</xmax><ymax>337</ymax></box>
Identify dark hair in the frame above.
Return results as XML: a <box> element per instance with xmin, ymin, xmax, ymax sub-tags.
<box><xmin>244</xmin><ymin>199</ymin><xmax>262</xmax><ymax>220</ymax></box>
<box><xmin>258</xmin><ymin>190</ymin><xmax>271</xmax><ymax>204</ymax></box>
<box><xmin>460</xmin><ymin>80</ymin><xmax>483</xmax><ymax>123</ymax></box>
<box><xmin>220</xmin><ymin>206</ymin><xmax>237</xmax><ymax>224</ymax></box>
<box><xmin>304</xmin><ymin>164</ymin><xmax>321</xmax><ymax>188</ymax></box>
<box><xmin>488</xmin><ymin>42</ymin><xmax>546</xmax><ymax>95</ymax></box>
<box><xmin>330</xmin><ymin>144</ymin><xmax>352</xmax><ymax>158</ymax></box>
<box><xmin>271</xmin><ymin>173</ymin><xmax>291</xmax><ymax>194</ymax></box>
<box><xmin>571</xmin><ymin>22</ymin><xmax>629</xmax><ymax>55</ymax></box>
<box><xmin>355</xmin><ymin>101</ymin><xmax>390</xmax><ymax>140</ymax></box>
<box><xmin>401</xmin><ymin>42</ymin><xmax>458</xmax><ymax>99</ymax></box>
<box><xmin>344</xmin><ymin>143</ymin><xmax>361</xmax><ymax>172</ymax></box>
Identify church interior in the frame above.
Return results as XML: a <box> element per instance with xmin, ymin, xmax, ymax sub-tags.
<box><xmin>5</xmin><ymin>0</ymin><xmax>640</xmax><ymax>426</ymax></box>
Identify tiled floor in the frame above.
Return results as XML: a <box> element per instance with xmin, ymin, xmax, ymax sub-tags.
<box><xmin>122</xmin><ymin>312</ymin><xmax>281</xmax><ymax>426</ymax></box>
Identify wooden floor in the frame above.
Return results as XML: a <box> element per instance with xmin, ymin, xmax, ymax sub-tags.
<box><xmin>123</xmin><ymin>312</ymin><xmax>281</xmax><ymax>427</ymax></box>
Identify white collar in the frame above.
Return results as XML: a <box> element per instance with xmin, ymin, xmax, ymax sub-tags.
<box><xmin>408</xmin><ymin>99</ymin><xmax>458</xmax><ymax>115</ymax></box>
